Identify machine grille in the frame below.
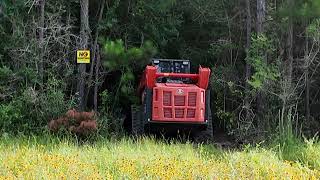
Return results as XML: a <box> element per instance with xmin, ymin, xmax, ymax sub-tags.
<box><xmin>161</xmin><ymin>90</ymin><xmax>198</xmax><ymax>119</ymax></box>
<box><xmin>187</xmin><ymin>109</ymin><xmax>196</xmax><ymax>118</ymax></box>
<box><xmin>164</xmin><ymin>108</ymin><xmax>173</xmax><ymax>118</ymax></box>
<box><xmin>175</xmin><ymin>108</ymin><xmax>184</xmax><ymax>118</ymax></box>
<box><xmin>163</xmin><ymin>91</ymin><xmax>172</xmax><ymax>106</ymax></box>
<box><xmin>174</xmin><ymin>96</ymin><xmax>185</xmax><ymax>106</ymax></box>
<box><xmin>188</xmin><ymin>92</ymin><xmax>197</xmax><ymax>106</ymax></box>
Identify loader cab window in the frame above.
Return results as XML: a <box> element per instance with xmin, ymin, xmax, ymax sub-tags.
<box><xmin>157</xmin><ymin>61</ymin><xmax>172</xmax><ymax>73</ymax></box>
<box><xmin>152</xmin><ymin>59</ymin><xmax>191</xmax><ymax>83</ymax></box>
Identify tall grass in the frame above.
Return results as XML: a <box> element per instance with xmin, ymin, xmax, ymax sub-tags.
<box><xmin>0</xmin><ymin>135</ymin><xmax>319</xmax><ymax>179</ymax></box>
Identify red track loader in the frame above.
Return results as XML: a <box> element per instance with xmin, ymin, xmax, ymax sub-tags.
<box><xmin>131</xmin><ymin>59</ymin><xmax>213</xmax><ymax>141</ymax></box>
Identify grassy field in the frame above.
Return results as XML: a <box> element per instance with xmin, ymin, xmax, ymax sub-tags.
<box><xmin>0</xmin><ymin>136</ymin><xmax>319</xmax><ymax>179</ymax></box>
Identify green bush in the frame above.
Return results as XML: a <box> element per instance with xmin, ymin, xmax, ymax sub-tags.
<box><xmin>98</xmin><ymin>90</ymin><xmax>125</xmax><ymax>137</ymax></box>
<box><xmin>0</xmin><ymin>102</ymin><xmax>23</xmax><ymax>133</ymax></box>
<box><xmin>0</xmin><ymin>85</ymin><xmax>74</xmax><ymax>134</ymax></box>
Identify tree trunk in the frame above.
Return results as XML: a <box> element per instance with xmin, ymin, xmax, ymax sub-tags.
<box><xmin>94</xmin><ymin>45</ymin><xmax>101</xmax><ymax>112</ymax></box>
<box><xmin>256</xmin><ymin>0</ymin><xmax>266</xmax><ymax>129</ymax></box>
<box><xmin>77</xmin><ymin>0</ymin><xmax>90</xmax><ymax>110</ymax></box>
<box><xmin>245</xmin><ymin>0</ymin><xmax>252</xmax><ymax>120</ymax></box>
<box><xmin>84</xmin><ymin>0</ymin><xmax>105</xmax><ymax>106</ymax></box>
<box><xmin>39</xmin><ymin>0</ymin><xmax>45</xmax><ymax>85</ymax></box>
<box><xmin>65</xmin><ymin>0</ymin><xmax>72</xmax><ymax>63</ymax></box>
<box><xmin>305</xmin><ymin>60</ymin><xmax>310</xmax><ymax>120</ymax></box>
<box><xmin>257</xmin><ymin>0</ymin><xmax>265</xmax><ymax>33</ymax></box>
<box><xmin>286</xmin><ymin>0</ymin><xmax>293</xmax><ymax>90</ymax></box>
<box><xmin>0</xmin><ymin>2</ymin><xmax>3</xmax><ymax>16</ymax></box>
<box><xmin>282</xmin><ymin>0</ymin><xmax>293</xmax><ymax>120</ymax></box>
<box><xmin>305</xmin><ymin>26</ymin><xmax>310</xmax><ymax>120</ymax></box>
<box><xmin>280</xmin><ymin>0</ymin><xmax>294</xmax><ymax>134</ymax></box>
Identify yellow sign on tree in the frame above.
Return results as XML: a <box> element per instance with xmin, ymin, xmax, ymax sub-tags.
<box><xmin>77</xmin><ymin>50</ymin><xmax>90</xmax><ymax>64</ymax></box>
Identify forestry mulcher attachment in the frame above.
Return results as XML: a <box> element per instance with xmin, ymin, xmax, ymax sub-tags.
<box><xmin>131</xmin><ymin>59</ymin><xmax>213</xmax><ymax>141</ymax></box>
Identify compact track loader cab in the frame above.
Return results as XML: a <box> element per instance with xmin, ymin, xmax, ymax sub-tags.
<box><xmin>131</xmin><ymin>59</ymin><xmax>213</xmax><ymax>141</ymax></box>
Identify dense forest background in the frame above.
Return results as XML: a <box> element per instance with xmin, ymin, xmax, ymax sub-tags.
<box><xmin>1</xmin><ymin>0</ymin><xmax>320</xmax><ymax>143</ymax></box>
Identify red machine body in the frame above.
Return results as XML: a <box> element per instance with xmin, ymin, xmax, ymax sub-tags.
<box><xmin>138</xmin><ymin>65</ymin><xmax>211</xmax><ymax>124</ymax></box>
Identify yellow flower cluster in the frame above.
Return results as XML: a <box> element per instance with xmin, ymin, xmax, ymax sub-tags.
<box><xmin>0</xmin><ymin>138</ymin><xmax>319</xmax><ymax>180</ymax></box>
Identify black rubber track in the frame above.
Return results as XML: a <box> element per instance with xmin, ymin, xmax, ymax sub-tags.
<box><xmin>194</xmin><ymin>108</ymin><xmax>214</xmax><ymax>143</ymax></box>
<box><xmin>131</xmin><ymin>105</ymin><xmax>144</xmax><ymax>136</ymax></box>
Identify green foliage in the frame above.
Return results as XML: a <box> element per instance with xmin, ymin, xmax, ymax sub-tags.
<box><xmin>210</xmin><ymin>66</ymin><xmax>242</xmax><ymax>133</ymax></box>
<box><xmin>278</xmin><ymin>0</ymin><xmax>320</xmax><ymax>20</ymax></box>
<box><xmin>99</xmin><ymin>0</ymin><xmax>120</xmax><ymax>30</ymax></box>
<box><xmin>0</xmin><ymin>77</ymin><xmax>74</xmax><ymax>134</ymax></box>
<box><xmin>0</xmin><ymin>103</ymin><xmax>23</xmax><ymax>133</ymax></box>
<box><xmin>98</xmin><ymin>90</ymin><xmax>124</xmax><ymax>137</ymax></box>
<box><xmin>100</xmin><ymin>90</ymin><xmax>112</xmax><ymax>115</ymax></box>
<box><xmin>18</xmin><ymin>67</ymin><xmax>39</xmax><ymax>86</ymax></box>
<box><xmin>0</xmin><ymin>0</ymin><xmax>79</xmax><ymax>135</ymax></box>
<box><xmin>209</xmin><ymin>42</ymin><xmax>239</xmax><ymax>62</ymax></box>
<box><xmin>0</xmin><ymin>66</ymin><xmax>12</xmax><ymax>80</ymax></box>
<box><xmin>276</xmin><ymin>106</ymin><xmax>300</xmax><ymax>143</ymax></box>
<box><xmin>103</xmin><ymin>40</ymin><xmax>157</xmax><ymax>70</ymax></box>
<box><xmin>271</xmin><ymin>136</ymin><xmax>320</xmax><ymax>170</ymax></box>
<box><xmin>104</xmin><ymin>40</ymin><xmax>156</xmax><ymax>69</ymax></box>
<box><xmin>307</xmin><ymin>18</ymin><xmax>320</xmax><ymax>41</ymax></box>
<box><xmin>246</xmin><ymin>35</ymin><xmax>280</xmax><ymax>90</ymax></box>
<box><xmin>132</xmin><ymin>0</ymin><xmax>182</xmax><ymax>49</ymax></box>
<box><xmin>98</xmin><ymin>38</ymin><xmax>158</xmax><ymax>136</ymax></box>
<box><xmin>102</xmin><ymin>39</ymin><xmax>156</xmax><ymax>108</ymax></box>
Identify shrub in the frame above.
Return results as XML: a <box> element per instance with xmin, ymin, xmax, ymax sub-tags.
<box><xmin>48</xmin><ymin>109</ymin><xmax>97</xmax><ymax>136</ymax></box>
<box><xmin>98</xmin><ymin>90</ymin><xmax>125</xmax><ymax>137</ymax></box>
<box><xmin>0</xmin><ymin>85</ymin><xmax>73</xmax><ymax>134</ymax></box>
<box><xmin>0</xmin><ymin>103</ymin><xmax>23</xmax><ymax>133</ymax></box>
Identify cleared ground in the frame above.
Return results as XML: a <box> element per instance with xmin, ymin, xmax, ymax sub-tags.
<box><xmin>0</xmin><ymin>136</ymin><xmax>319</xmax><ymax>179</ymax></box>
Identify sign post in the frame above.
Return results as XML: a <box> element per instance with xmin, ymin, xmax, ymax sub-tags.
<box><xmin>77</xmin><ymin>50</ymin><xmax>90</xmax><ymax>64</ymax></box>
